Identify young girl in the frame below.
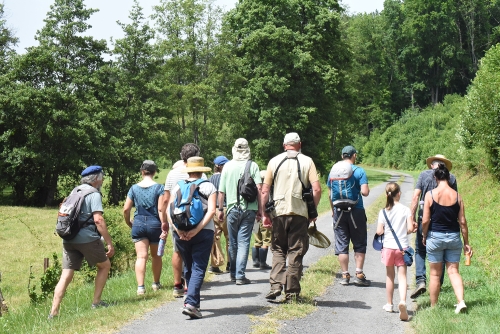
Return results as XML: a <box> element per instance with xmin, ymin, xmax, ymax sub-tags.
<box><xmin>376</xmin><ymin>182</ymin><xmax>413</xmax><ymax>321</ymax></box>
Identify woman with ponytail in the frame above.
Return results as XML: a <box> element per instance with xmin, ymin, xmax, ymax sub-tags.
<box><xmin>376</xmin><ymin>182</ymin><xmax>413</xmax><ymax>320</ymax></box>
<box><xmin>422</xmin><ymin>163</ymin><xmax>472</xmax><ymax>314</ymax></box>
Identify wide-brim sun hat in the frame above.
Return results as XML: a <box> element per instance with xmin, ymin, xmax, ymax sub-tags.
<box><xmin>232</xmin><ymin>138</ymin><xmax>250</xmax><ymax>161</ymax></box>
<box><xmin>183</xmin><ymin>156</ymin><xmax>212</xmax><ymax>173</ymax></box>
<box><xmin>307</xmin><ymin>222</ymin><xmax>331</xmax><ymax>248</ymax></box>
<box><xmin>426</xmin><ymin>154</ymin><xmax>452</xmax><ymax>171</ymax></box>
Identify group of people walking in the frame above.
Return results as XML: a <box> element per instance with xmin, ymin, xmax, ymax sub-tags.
<box><xmin>47</xmin><ymin>134</ymin><xmax>472</xmax><ymax>322</ymax></box>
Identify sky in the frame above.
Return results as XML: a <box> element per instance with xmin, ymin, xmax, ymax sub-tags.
<box><xmin>3</xmin><ymin>0</ymin><xmax>385</xmax><ymax>53</ymax></box>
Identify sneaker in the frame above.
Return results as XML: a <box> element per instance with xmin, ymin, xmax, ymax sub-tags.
<box><xmin>182</xmin><ymin>304</ymin><xmax>202</xmax><ymax>319</ymax></box>
<box><xmin>454</xmin><ymin>300</ymin><xmax>467</xmax><ymax>314</ymax></box>
<box><xmin>260</xmin><ymin>263</ymin><xmax>272</xmax><ymax>270</ymax></box>
<box><xmin>410</xmin><ymin>282</ymin><xmax>427</xmax><ymax>299</ymax></box>
<box><xmin>236</xmin><ymin>277</ymin><xmax>252</xmax><ymax>285</ymax></box>
<box><xmin>208</xmin><ymin>266</ymin><xmax>224</xmax><ymax>274</ymax></box>
<box><xmin>225</xmin><ymin>264</ymin><xmax>230</xmax><ymax>272</ymax></box>
<box><xmin>137</xmin><ymin>286</ymin><xmax>146</xmax><ymax>295</ymax></box>
<box><xmin>173</xmin><ymin>286</ymin><xmax>184</xmax><ymax>298</ymax></box>
<box><xmin>354</xmin><ymin>272</ymin><xmax>371</xmax><ymax>286</ymax></box>
<box><xmin>91</xmin><ymin>301</ymin><xmax>110</xmax><ymax>309</ymax></box>
<box><xmin>383</xmin><ymin>303</ymin><xmax>394</xmax><ymax>312</ymax></box>
<box><xmin>47</xmin><ymin>314</ymin><xmax>55</xmax><ymax>320</ymax></box>
<box><xmin>399</xmin><ymin>302</ymin><xmax>409</xmax><ymax>320</ymax></box>
<box><xmin>230</xmin><ymin>276</ymin><xmax>236</xmax><ymax>282</ymax></box>
<box><xmin>152</xmin><ymin>283</ymin><xmax>162</xmax><ymax>292</ymax></box>
<box><xmin>339</xmin><ymin>273</ymin><xmax>351</xmax><ymax>285</ymax></box>
<box><xmin>265</xmin><ymin>289</ymin><xmax>282</xmax><ymax>300</ymax></box>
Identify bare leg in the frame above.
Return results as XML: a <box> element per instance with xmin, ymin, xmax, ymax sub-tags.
<box><xmin>50</xmin><ymin>269</ymin><xmax>75</xmax><ymax>316</ymax></box>
<box><xmin>172</xmin><ymin>251</ymin><xmax>183</xmax><ymax>284</ymax></box>
<box><xmin>135</xmin><ymin>240</ymin><xmax>149</xmax><ymax>286</ymax></box>
<box><xmin>429</xmin><ymin>262</ymin><xmax>443</xmax><ymax>306</ymax></box>
<box><xmin>354</xmin><ymin>252</ymin><xmax>366</xmax><ymax>271</ymax></box>
<box><xmin>397</xmin><ymin>265</ymin><xmax>408</xmax><ymax>302</ymax></box>
<box><xmin>446</xmin><ymin>262</ymin><xmax>464</xmax><ymax>303</ymax></box>
<box><xmin>338</xmin><ymin>254</ymin><xmax>349</xmax><ymax>272</ymax></box>
<box><xmin>150</xmin><ymin>243</ymin><xmax>162</xmax><ymax>283</ymax></box>
<box><xmin>93</xmin><ymin>259</ymin><xmax>111</xmax><ymax>305</ymax></box>
<box><xmin>386</xmin><ymin>266</ymin><xmax>395</xmax><ymax>305</ymax></box>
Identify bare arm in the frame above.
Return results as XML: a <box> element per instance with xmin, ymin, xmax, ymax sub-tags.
<box><xmin>161</xmin><ymin>190</ymin><xmax>171</xmax><ymax>233</ymax></box>
<box><xmin>256</xmin><ymin>183</ymin><xmax>262</xmax><ymax>221</ymax></box>
<box><xmin>260</xmin><ymin>183</ymin><xmax>272</xmax><ymax>228</ymax></box>
<box><xmin>217</xmin><ymin>191</ymin><xmax>225</xmax><ymax>222</ymax></box>
<box><xmin>410</xmin><ymin>189</ymin><xmax>421</xmax><ymax>225</ymax></box>
<box><xmin>376</xmin><ymin>222</ymin><xmax>384</xmax><ymax>235</ymax></box>
<box><xmin>328</xmin><ymin>188</ymin><xmax>334</xmax><ymax>214</ymax></box>
<box><xmin>421</xmin><ymin>191</ymin><xmax>432</xmax><ymax>245</ymax></box>
<box><xmin>93</xmin><ymin>212</ymin><xmax>114</xmax><ymax>258</ymax></box>
<box><xmin>458</xmin><ymin>194</ymin><xmax>472</xmax><ymax>256</ymax></box>
<box><xmin>182</xmin><ymin>192</ymin><xmax>216</xmax><ymax>241</ymax></box>
<box><xmin>311</xmin><ymin>180</ymin><xmax>321</xmax><ymax>207</ymax></box>
<box><xmin>406</xmin><ymin>215</ymin><xmax>414</xmax><ymax>234</ymax></box>
<box><xmin>123</xmin><ymin>197</ymin><xmax>134</xmax><ymax>228</ymax></box>
<box><xmin>361</xmin><ymin>183</ymin><xmax>369</xmax><ymax>197</ymax></box>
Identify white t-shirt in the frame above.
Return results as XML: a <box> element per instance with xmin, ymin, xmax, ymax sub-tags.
<box><xmin>378</xmin><ymin>203</ymin><xmax>411</xmax><ymax>249</ymax></box>
<box><xmin>169</xmin><ymin>180</ymin><xmax>216</xmax><ymax>231</ymax></box>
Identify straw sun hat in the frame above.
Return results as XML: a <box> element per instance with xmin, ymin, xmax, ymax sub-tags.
<box><xmin>426</xmin><ymin>154</ymin><xmax>452</xmax><ymax>171</ymax></box>
<box><xmin>183</xmin><ymin>157</ymin><xmax>212</xmax><ymax>173</ymax></box>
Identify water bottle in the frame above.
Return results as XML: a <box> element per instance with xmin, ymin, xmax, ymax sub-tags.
<box><xmin>157</xmin><ymin>238</ymin><xmax>166</xmax><ymax>257</ymax></box>
<box><xmin>465</xmin><ymin>252</ymin><xmax>471</xmax><ymax>266</ymax></box>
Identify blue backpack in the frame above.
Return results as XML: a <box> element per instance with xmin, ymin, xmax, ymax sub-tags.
<box><xmin>328</xmin><ymin>161</ymin><xmax>360</xmax><ymax>228</ymax></box>
<box><xmin>170</xmin><ymin>179</ymin><xmax>208</xmax><ymax>231</ymax></box>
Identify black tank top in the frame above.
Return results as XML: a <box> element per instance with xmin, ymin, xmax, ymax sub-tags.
<box><xmin>429</xmin><ymin>190</ymin><xmax>460</xmax><ymax>233</ymax></box>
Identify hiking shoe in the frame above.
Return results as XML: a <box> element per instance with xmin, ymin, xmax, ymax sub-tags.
<box><xmin>354</xmin><ymin>272</ymin><xmax>371</xmax><ymax>286</ymax></box>
<box><xmin>182</xmin><ymin>304</ymin><xmax>202</xmax><ymax>319</ymax></box>
<box><xmin>399</xmin><ymin>302</ymin><xmax>409</xmax><ymax>321</ymax></box>
<box><xmin>410</xmin><ymin>282</ymin><xmax>427</xmax><ymax>299</ymax></box>
<box><xmin>383</xmin><ymin>303</ymin><xmax>394</xmax><ymax>312</ymax></box>
<box><xmin>260</xmin><ymin>263</ymin><xmax>272</xmax><ymax>270</ymax></box>
<box><xmin>454</xmin><ymin>300</ymin><xmax>467</xmax><ymax>314</ymax></box>
<box><xmin>283</xmin><ymin>293</ymin><xmax>303</xmax><ymax>304</ymax></box>
<box><xmin>152</xmin><ymin>283</ymin><xmax>162</xmax><ymax>292</ymax></box>
<box><xmin>91</xmin><ymin>301</ymin><xmax>110</xmax><ymax>309</ymax></box>
<box><xmin>236</xmin><ymin>277</ymin><xmax>252</xmax><ymax>285</ymax></box>
<box><xmin>225</xmin><ymin>264</ymin><xmax>230</xmax><ymax>272</ymax></box>
<box><xmin>173</xmin><ymin>286</ymin><xmax>184</xmax><ymax>298</ymax></box>
<box><xmin>208</xmin><ymin>266</ymin><xmax>224</xmax><ymax>274</ymax></box>
<box><xmin>339</xmin><ymin>273</ymin><xmax>351</xmax><ymax>285</ymax></box>
<box><xmin>230</xmin><ymin>276</ymin><xmax>236</xmax><ymax>282</ymax></box>
<box><xmin>137</xmin><ymin>286</ymin><xmax>146</xmax><ymax>295</ymax></box>
<box><xmin>265</xmin><ymin>289</ymin><xmax>282</xmax><ymax>300</ymax></box>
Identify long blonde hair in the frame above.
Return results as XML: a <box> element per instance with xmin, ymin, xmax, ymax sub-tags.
<box><xmin>385</xmin><ymin>182</ymin><xmax>400</xmax><ymax>210</ymax></box>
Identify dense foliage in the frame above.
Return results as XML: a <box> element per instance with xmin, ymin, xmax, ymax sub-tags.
<box><xmin>1</xmin><ymin>0</ymin><xmax>500</xmax><ymax>205</ymax></box>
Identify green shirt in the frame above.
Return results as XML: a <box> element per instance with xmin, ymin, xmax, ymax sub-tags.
<box><xmin>219</xmin><ymin>160</ymin><xmax>261</xmax><ymax>213</ymax></box>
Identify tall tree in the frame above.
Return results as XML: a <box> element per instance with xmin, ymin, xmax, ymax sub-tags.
<box><xmin>1</xmin><ymin>0</ymin><xmax>107</xmax><ymax>205</ymax></box>
<box><xmin>153</xmin><ymin>0</ymin><xmax>224</xmax><ymax>160</ymax></box>
<box><xmin>102</xmin><ymin>0</ymin><xmax>171</xmax><ymax>204</ymax></box>
<box><xmin>225</xmin><ymin>0</ymin><xmax>352</xmax><ymax>170</ymax></box>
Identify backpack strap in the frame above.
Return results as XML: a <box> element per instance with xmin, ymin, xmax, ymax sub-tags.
<box><xmin>237</xmin><ymin>160</ymin><xmax>253</xmax><ymax>207</ymax></box>
<box><xmin>74</xmin><ymin>186</ymin><xmax>99</xmax><ymax>226</ymax></box>
<box><xmin>272</xmin><ymin>154</ymin><xmax>307</xmax><ymax>191</ymax></box>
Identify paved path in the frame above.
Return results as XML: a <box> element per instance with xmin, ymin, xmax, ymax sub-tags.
<box><xmin>118</xmin><ymin>171</ymin><xmax>414</xmax><ymax>334</ymax></box>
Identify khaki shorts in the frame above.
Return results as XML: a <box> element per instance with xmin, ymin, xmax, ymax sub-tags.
<box><xmin>254</xmin><ymin>221</ymin><xmax>272</xmax><ymax>247</ymax></box>
<box><xmin>62</xmin><ymin>239</ymin><xmax>108</xmax><ymax>270</ymax></box>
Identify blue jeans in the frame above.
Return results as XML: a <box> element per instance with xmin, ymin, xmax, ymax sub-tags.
<box><xmin>227</xmin><ymin>208</ymin><xmax>256</xmax><ymax>279</ymax></box>
<box><xmin>416</xmin><ymin>220</ymin><xmax>445</xmax><ymax>285</ymax></box>
<box><xmin>174</xmin><ymin>229</ymin><xmax>214</xmax><ymax>307</ymax></box>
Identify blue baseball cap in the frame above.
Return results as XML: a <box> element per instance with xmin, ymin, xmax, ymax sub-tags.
<box><xmin>213</xmin><ymin>156</ymin><xmax>229</xmax><ymax>166</ymax></box>
<box><xmin>81</xmin><ymin>165</ymin><xmax>103</xmax><ymax>177</ymax></box>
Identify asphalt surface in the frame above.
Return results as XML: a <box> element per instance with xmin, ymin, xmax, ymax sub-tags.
<box><xmin>118</xmin><ymin>171</ymin><xmax>414</xmax><ymax>334</ymax></box>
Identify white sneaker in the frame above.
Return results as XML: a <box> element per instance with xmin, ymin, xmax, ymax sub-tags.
<box><xmin>152</xmin><ymin>283</ymin><xmax>162</xmax><ymax>291</ymax></box>
<box><xmin>454</xmin><ymin>300</ymin><xmax>467</xmax><ymax>314</ymax></box>
<box><xmin>137</xmin><ymin>286</ymin><xmax>146</xmax><ymax>295</ymax></box>
<box><xmin>383</xmin><ymin>303</ymin><xmax>394</xmax><ymax>312</ymax></box>
<box><xmin>398</xmin><ymin>302</ymin><xmax>409</xmax><ymax>321</ymax></box>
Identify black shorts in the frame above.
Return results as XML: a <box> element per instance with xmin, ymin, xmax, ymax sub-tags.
<box><xmin>333</xmin><ymin>208</ymin><xmax>367</xmax><ymax>254</ymax></box>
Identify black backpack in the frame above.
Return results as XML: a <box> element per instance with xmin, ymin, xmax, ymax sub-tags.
<box><xmin>237</xmin><ymin>160</ymin><xmax>258</xmax><ymax>204</ymax></box>
<box><xmin>55</xmin><ymin>186</ymin><xmax>98</xmax><ymax>240</ymax></box>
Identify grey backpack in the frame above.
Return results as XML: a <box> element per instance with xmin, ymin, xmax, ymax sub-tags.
<box><xmin>55</xmin><ymin>186</ymin><xmax>98</xmax><ymax>240</ymax></box>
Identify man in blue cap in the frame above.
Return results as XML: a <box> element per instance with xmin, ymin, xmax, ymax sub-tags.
<box><xmin>49</xmin><ymin>166</ymin><xmax>115</xmax><ymax>318</ymax></box>
<box><xmin>208</xmin><ymin>156</ymin><xmax>230</xmax><ymax>274</ymax></box>
<box><xmin>327</xmin><ymin>146</ymin><xmax>371</xmax><ymax>286</ymax></box>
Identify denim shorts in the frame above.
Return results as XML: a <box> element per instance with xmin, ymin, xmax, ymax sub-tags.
<box><xmin>131</xmin><ymin>215</ymin><xmax>162</xmax><ymax>244</ymax></box>
<box><xmin>426</xmin><ymin>231</ymin><xmax>462</xmax><ymax>263</ymax></box>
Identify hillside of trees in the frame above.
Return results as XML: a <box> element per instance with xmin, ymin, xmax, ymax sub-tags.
<box><xmin>1</xmin><ymin>0</ymin><xmax>499</xmax><ymax>206</ymax></box>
